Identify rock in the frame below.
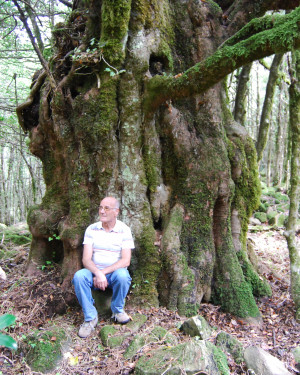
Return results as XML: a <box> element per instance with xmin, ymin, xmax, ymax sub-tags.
<box><xmin>22</xmin><ymin>327</ymin><xmax>69</xmax><ymax>373</ymax></box>
<box><xmin>92</xmin><ymin>288</ymin><xmax>113</xmax><ymax>317</ymax></box>
<box><xmin>180</xmin><ymin>315</ymin><xmax>213</xmax><ymax>339</ymax></box>
<box><xmin>0</xmin><ymin>266</ymin><xmax>7</xmax><ymax>280</ymax></box>
<box><xmin>124</xmin><ymin>325</ymin><xmax>177</xmax><ymax>359</ymax></box>
<box><xmin>254</xmin><ymin>212</ymin><xmax>267</xmax><ymax>223</ymax></box>
<box><xmin>249</xmin><ymin>217</ymin><xmax>261</xmax><ymax>225</ymax></box>
<box><xmin>124</xmin><ymin>334</ymin><xmax>146</xmax><ymax>359</ymax></box>
<box><xmin>215</xmin><ymin>331</ymin><xmax>244</xmax><ymax>364</ymax></box>
<box><xmin>100</xmin><ymin>314</ymin><xmax>148</xmax><ymax>348</ymax></box>
<box><xmin>244</xmin><ymin>346</ymin><xmax>292</xmax><ymax>375</ymax></box>
<box><xmin>100</xmin><ymin>325</ymin><xmax>122</xmax><ymax>348</ymax></box>
<box><xmin>267</xmin><ymin>211</ymin><xmax>277</xmax><ymax>225</ymax></box>
<box><xmin>135</xmin><ymin>339</ymin><xmax>230</xmax><ymax>375</ymax></box>
<box><xmin>126</xmin><ymin>313</ymin><xmax>148</xmax><ymax>332</ymax></box>
<box><xmin>277</xmin><ymin>213</ymin><xmax>287</xmax><ymax>227</ymax></box>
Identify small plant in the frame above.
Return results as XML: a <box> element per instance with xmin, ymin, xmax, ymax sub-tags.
<box><xmin>41</xmin><ymin>261</ymin><xmax>53</xmax><ymax>271</ymax></box>
<box><xmin>48</xmin><ymin>234</ymin><xmax>60</xmax><ymax>241</ymax></box>
<box><xmin>0</xmin><ymin>314</ymin><xmax>18</xmax><ymax>350</ymax></box>
<box><xmin>104</xmin><ymin>67</ymin><xmax>126</xmax><ymax>77</ymax></box>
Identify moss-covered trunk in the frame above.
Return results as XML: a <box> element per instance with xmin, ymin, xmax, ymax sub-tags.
<box><xmin>285</xmin><ymin>49</ymin><xmax>300</xmax><ymax>322</ymax></box>
<box><xmin>18</xmin><ymin>0</ymin><xmax>299</xmax><ymax>317</ymax></box>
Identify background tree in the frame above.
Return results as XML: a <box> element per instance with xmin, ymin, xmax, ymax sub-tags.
<box><xmin>0</xmin><ymin>0</ymin><xmax>72</xmax><ymax>224</ymax></box>
<box><xmin>15</xmin><ymin>0</ymin><xmax>300</xmax><ymax>318</ymax></box>
<box><xmin>256</xmin><ymin>53</ymin><xmax>284</xmax><ymax>163</ymax></box>
<box><xmin>284</xmin><ymin>49</ymin><xmax>300</xmax><ymax>321</ymax></box>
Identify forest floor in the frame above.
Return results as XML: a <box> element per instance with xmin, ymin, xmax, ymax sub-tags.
<box><xmin>0</xmin><ymin>225</ymin><xmax>299</xmax><ymax>374</ymax></box>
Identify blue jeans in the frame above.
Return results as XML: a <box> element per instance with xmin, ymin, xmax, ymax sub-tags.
<box><xmin>72</xmin><ymin>268</ymin><xmax>131</xmax><ymax>322</ymax></box>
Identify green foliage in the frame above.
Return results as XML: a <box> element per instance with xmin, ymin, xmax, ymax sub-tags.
<box><xmin>0</xmin><ymin>314</ymin><xmax>18</xmax><ymax>350</ymax></box>
<box><xmin>48</xmin><ymin>234</ymin><xmax>61</xmax><ymax>241</ymax></box>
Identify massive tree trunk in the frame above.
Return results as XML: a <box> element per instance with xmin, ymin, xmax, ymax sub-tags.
<box><xmin>17</xmin><ymin>0</ymin><xmax>300</xmax><ymax>317</ymax></box>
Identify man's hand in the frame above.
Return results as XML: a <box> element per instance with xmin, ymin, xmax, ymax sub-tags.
<box><xmin>93</xmin><ymin>271</ymin><xmax>108</xmax><ymax>291</ymax></box>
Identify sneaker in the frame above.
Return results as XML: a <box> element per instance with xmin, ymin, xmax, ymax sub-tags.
<box><xmin>111</xmin><ymin>311</ymin><xmax>130</xmax><ymax>324</ymax></box>
<box><xmin>78</xmin><ymin>315</ymin><xmax>98</xmax><ymax>338</ymax></box>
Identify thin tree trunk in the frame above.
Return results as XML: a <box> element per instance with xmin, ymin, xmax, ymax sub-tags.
<box><xmin>256</xmin><ymin>53</ymin><xmax>284</xmax><ymax>163</ymax></box>
<box><xmin>266</xmin><ymin>118</ymin><xmax>274</xmax><ymax>186</ymax></box>
<box><xmin>25</xmin><ymin>1</ymin><xmax>45</xmax><ymax>52</ymax></box>
<box><xmin>234</xmin><ymin>63</ymin><xmax>252</xmax><ymax>126</ymax></box>
<box><xmin>255</xmin><ymin>63</ymin><xmax>261</xmax><ymax>140</ymax></box>
<box><xmin>273</xmin><ymin>80</ymin><xmax>288</xmax><ymax>186</ymax></box>
<box><xmin>284</xmin><ymin>49</ymin><xmax>300</xmax><ymax>322</ymax></box>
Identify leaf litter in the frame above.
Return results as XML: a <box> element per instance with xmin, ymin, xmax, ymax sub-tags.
<box><xmin>0</xmin><ymin>226</ymin><xmax>299</xmax><ymax>374</ymax></box>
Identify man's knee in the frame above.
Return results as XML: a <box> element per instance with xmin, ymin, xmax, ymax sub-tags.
<box><xmin>72</xmin><ymin>268</ymin><xmax>91</xmax><ymax>285</ymax></box>
<box><xmin>111</xmin><ymin>268</ymin><xmax>131</xmax><ymax>284</ymax></box>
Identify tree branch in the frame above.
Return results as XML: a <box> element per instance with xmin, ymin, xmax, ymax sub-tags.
<box><xmin>11</xmin><ymin>0</ymin><xmax>56</xmax><ymax>89</ymax></box>
<box><xmin>225</xmin><ymin>0</ymin><xmax>299</xmax><ymax>36</ymax></box>
<box><xmin>144</xmin><ymin>7</ymin><xmax>300</xmax><ymax>114</ymax></box>
<box><xmin>57</xmin><ymin>0</ymin><xmax>72</xmax><ymax>8</ymax></box>
<box><xmin>16</xmin><ymin>70</ymin><xmax>47</xmax><ymax>132</ymax></box>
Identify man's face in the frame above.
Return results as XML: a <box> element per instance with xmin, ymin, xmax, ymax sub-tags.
<box><xmin>99</xmin><ymin>197</ymin><xmax>119</xmax><ymax>224</ymax></box>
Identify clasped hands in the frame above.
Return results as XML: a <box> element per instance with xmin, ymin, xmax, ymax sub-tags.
<box><xmin>93</xmin><ymin>270</ymin><xmax>108</xmax><ymax>290</ymax></box>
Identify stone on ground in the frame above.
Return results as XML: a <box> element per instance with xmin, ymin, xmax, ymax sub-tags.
<box><xmin>244</xmin><ymin>346</ymin><xmax>292</xmax><ymax>375</ymax></box>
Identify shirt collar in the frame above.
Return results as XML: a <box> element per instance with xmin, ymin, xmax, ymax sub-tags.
<box><xmin>98</xmin><ymin>219</ymin><xmax>120</xmax><ymax>232</ymax></box>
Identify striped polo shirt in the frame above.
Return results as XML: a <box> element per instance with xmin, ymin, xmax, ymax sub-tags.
<box><xmin>83</xmin><ymin>220</ymin><xmax>135</xmax><ymax>270</ymax></box>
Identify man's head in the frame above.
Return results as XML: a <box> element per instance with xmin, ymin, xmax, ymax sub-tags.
<box><xmin>99</xmin><ymin>197</ymin><xmax>120</xmax><ymax>226</ymax></box>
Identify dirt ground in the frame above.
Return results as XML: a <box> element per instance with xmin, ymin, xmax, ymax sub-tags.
<box><xmin>0</xmin><ymin>226</ymin><xmax>299</xmax><ymax>374</ymax></box>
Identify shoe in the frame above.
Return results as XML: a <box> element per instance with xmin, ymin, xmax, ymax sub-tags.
<box><xmin>112</xmin><ymin>311</ymin><xmax>130</xmax><ymax>324</ymax></box>
<box><xmin>78</xmin><ymin>315</ymin><xmax>98</xmax><ymax>338</ymax></box>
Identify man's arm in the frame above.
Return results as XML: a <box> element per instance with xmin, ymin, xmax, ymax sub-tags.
<box><xmin>82</xmin><ymin>244</ymin><xmax>131</xmax><ymax>291</ymax></box>
<box><xmin>82</xmin><ymin>243</ymin><xmax>108</xmax><ymax>290</ymax></box>
<box><xmin>101</xmin><ymin>248</ymin><xmax>131</xmax><ymax>275</ymax></box>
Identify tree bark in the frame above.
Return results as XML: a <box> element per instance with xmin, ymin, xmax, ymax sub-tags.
<box><xmin>256</xmin><ymin>53</ymin><xmax>284</xmax><ymax>163</ymax></box>
<box><xmin>17</xmin><ymin>0</ymin><xmax>299</xmax><ymax>317</ymax></box>
<box><xmin>234</xmin><ymin>63</ymin><xmax>252</xmax><ymax>126</ymax></box>
<box><xmin>284</xmin><ymin>49</ymin><xmax>300</xmax><ymax>322</ymax></box>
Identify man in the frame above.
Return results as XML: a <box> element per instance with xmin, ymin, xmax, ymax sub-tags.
<box><xmin>72</xmin><ymin>196</ymin><xmax>134</xmax><ymax>338</ymax></box>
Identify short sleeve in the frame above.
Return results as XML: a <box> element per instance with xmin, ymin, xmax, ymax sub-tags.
<box><xmin>83</xmin><ymin>224</ymin><xmax>94</xmax><ymax>245</ymax></box>
<box><xmin>122</xmin><ymin>225</ymin><xmax>135</xmax><ymax>249</ymax></box>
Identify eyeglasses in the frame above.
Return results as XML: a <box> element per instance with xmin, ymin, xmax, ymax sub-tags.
<box><xmin>99</xmin><ymin>206</ymin><xmax>118</xmax><ymax>212</ymax></box>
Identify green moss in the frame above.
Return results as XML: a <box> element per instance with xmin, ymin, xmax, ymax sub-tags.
<box><xmin>206</xmin><ymin>0</ymin><xmax>222</xmax><ymax>17</ymax></box>
<box><xmin>211</xmin><ymin>343</ymin><xmax>230</xmax><ymax>375</ymax></box>
<box><xmin>0</xmin><ymin>227</ymin><xmax>31</xmax><ymax>245</ymax></box>
<box><xmin>237</xmin><ymin>251</ymin><xmax>271</xmax><ymax>297</ymax></box>
<box><xmin>212</xmin><ymin>275</ymin><xmax>260</xmax><ymax>318</ymax></box>
<box><xmin>99</xmin><ymin>0</ymin><xmax>131</xmax><ymax>66</ymax></box>
<box><xmin>142</xmin><ymin>143</ymin><xmax>160</xmax><ymax>193</ymax></box>
<box><xmin>259</xmin><ymin>202</ymin><xmax>267</xmax><ymax>212</ymax></box>
<box><xmin>73</xmin><ymin>81</ymin><xmax>118</xmax><ymax>149</ymax></box>
<box><xmin>23</xmin><ymin>328</ymin><xmax>67</xmax><ymax>373</ymax></box>
<box><xmin>267</xmin><ymin>210</ymin><xmax>277</xmax><ymax>221</ymax></box>
<box><xmin>132</xmin><ymin>222</ymin><xmax>161</xmax><ymax>305</ymax></box>
<box><xmin>100</xmin><ymin>325</ymin><xmax>118</xmax><ymax>347</ymax></box>
<box><xmin>216</xmin><ymin>331</ymin><xmax>244</xmax><ymax>364</ymax></box>
<box><xmin>231</xmin><ymin>137</ymin><xmax>261</xmax><ymax>247</ymax></box>
<box><xmin>150</xmin><ymin>326</ymin><xmax>177</xmax><ymax>344</ymax></box>
<box><xmin>254</xmin><ymin>212</ymin><xmax>267</xmax><ymax>223</ymax></box>
<box><xmin>124</xmin><ymin>334</ymin><xmax>146</xmax><ymax>359</ymax></box>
